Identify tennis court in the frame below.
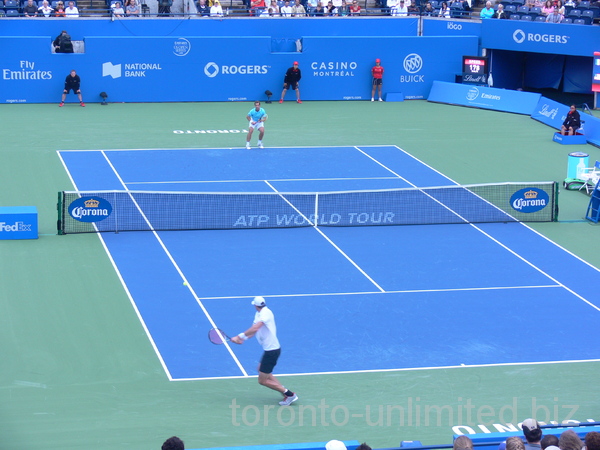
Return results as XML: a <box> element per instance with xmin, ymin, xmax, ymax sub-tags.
<box><xmin>56</xmin><ymin>145</ymin><xmax>600</xmax><ymax>381</ymax></box>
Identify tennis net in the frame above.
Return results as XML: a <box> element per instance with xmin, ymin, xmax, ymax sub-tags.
<box><xmin>57</xmin><ymin>181</ymin><xmax>558</xmax><ymax>234</ymax></box>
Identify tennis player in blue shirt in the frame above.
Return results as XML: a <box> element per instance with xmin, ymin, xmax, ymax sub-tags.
<box><xmin>246</xmin><ymin>101</ymin><xmax>267</xmax><ymax>149</ymax></box>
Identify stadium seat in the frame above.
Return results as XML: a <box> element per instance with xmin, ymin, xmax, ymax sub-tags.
<box><xmin>578</xmin><ymin>0</ymin><xmax>590</xmax><ymax>8</ymax></box>
<box><xmin>5</xmin><ymin>8</ymin><xmax>20</xmax><ymax>14</ymax></box>
<box><xmin>581</xmin><ymin>9</ymin><xmax>594</xmax><ymax>23</ymax></box>
<box><xmin>5</xmin><ymin>0</ymin><xmax>18</xmax><ymax>7</ymax></box>
<box><xmin>520</xmin><ymin>13</ymin><xmax>531</xmax><ymax>19</ymax></box>
<box><xmin>517</xmin><ymin>5</ymin><xmax>528</xmax><ymax>13</ymax></box>
<box><xmin>505</xmin><ymin>4</ymin><xmax>516</xmax><ymax>13</ymax></box>
<box><xmin>573</xmin><ymin>17</ymin><xmax>585</xmax><ymax>23</ymax></box>
<box><xmin>509</xmin><ymin>12</ymin><xmax>520</xmax><ymax>18</ymax></box>
<box><xmin>568</xmin><ymin>8</ymin><xmax>581</xmax><ymax>18</ymax></box>
<box><xmin>511</xmin><ymin>0</ymin><xmax>524</xmax><ymax>6</ymax></box>
<box><xmin>429</xmin><ymin>0</ymin><xmax>439</xmax><ymax>8</ymax></box>
<box><xmin>534</xmin><ymin>14</ymin><xmax>545</xmax><ymax>20</ymax></box>
<box><xmin>561</xmin><ymin>16</ymin><xmax>572</xmax><ymax>22</ymax></box>
<box><xmin>528</xmin><ymin>5</ymin><xmax>540</xmax><ymax>15</ymax></box>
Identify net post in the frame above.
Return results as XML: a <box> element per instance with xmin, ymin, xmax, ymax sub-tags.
<box><xmin>57</xmin><ymin>191</ymin><xmax>65</xmax><ymax>235</ymax></box>
<box><xmin>553</xmin><ymin>181</ymin><xmax>559</xmax><ymax>222</ymax></box>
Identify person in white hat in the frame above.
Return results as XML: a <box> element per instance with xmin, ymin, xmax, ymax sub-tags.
<box><xmin>231</xmin><ymin>296</ymin><xmax>298</xmax><ymax>406</ymax></box>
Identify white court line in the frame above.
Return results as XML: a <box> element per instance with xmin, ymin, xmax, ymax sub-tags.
<box><xmin>57</xmin><ymin>144</ymin><xmax>390</xmax><ymax>153</ymax></box>
<box><xmin>56</xmin><ymin>151</ymin><xmax>174</xmax><ymax>381</ymax></box>
<box><xmin>171</xmin><ymin>357</ymin><xmax>600</xmax><ymax>382</ymax></box>
<box><xmin>126</xmin><ymin>176</ymin><xmax>401</xmax><ymax>185</ymax></box>
<box><xmin>263</xmin><ymin>180</ymin><xmax>386</xmax><ymax>293</ymax></box>
<box><xmin>99</xmin><ymin>151</ymin><xmax>250</xmax><ymax>378</ymax></box>
<box><xmin>199</xmin><ymin>284</ymin><xmax>561</xmax><ymax>301</ymax></box>
<box><xmin>357</xmin><ymin>145</ymin><xmax>600</xmax><ymax>312</ymax></box>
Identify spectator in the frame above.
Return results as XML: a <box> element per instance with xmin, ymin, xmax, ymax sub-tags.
<box><xmin>53</xmin><ymin>30</ymin><xmax>74</xmax><ymax>52</ymax></box>
<box><xmin>210</xmin><ymin>0</ymin><xmax>223</xmax><ymax>15</ymax></box>
<box><xmin>267</xmin><ymin>0</ymin><xmax>280</xmax><ymax>13</ymax></box>
<box><xmin>541</xmin><ymin>0</ymin><xmax>553</xmax><ymax>15</ymax></box>
<box><xmin>280</xmin><ymin>0</ymin><xmax>293</xmax><ymax>14</ymax></box>
<box><xmin>507</xmin><ymin>437</ymin><xmax>527</xmax><ymax>450</ymax></box>
<box><xmin>560</xmin><ymin>104</ymin><xmax>582</xmax><ymax>135</ymax></box>
<box><xmin>126</xmin><ymin>0</ymin><xmax>140</xmax><ymax>15</ymax></box>
<box><xmin>326</xmin><ymin>441</ymin><xmax>347</xmax><ymax>450</ymax></box>
<box><xmin>65</xmin><ymin>0</ymin><xmax>79</xmax><ymax>16</ymax></box>
<box><xmin>59</xmin><ymin>69</ymin><xmax>84</xmax><ymax>107</ymax></box>
<box><xmin>439</xmin><ymin>1</ymin><xmax>450</xmax><ymax>16</ymax></box>
<box><xmin>292</xmin><ymin>0</ymin><xmax>306</xmax><ymax>15</ymax></box>
<box><xmin>305</xmin><ymin>0</ymin><xmax>318</xmax><ymax>13</ymax></box>
<box><xmin>162</xmin><ymin>436</ymin><xmax>185</xmax><ymax>450</ymax></box>
<box><xmin>54</xmin><ymin>1</ymin><xmax>66</xmax><ymax>15</ymax></box>
<box><xmin>349</xmin><ymin>0</ymin><xmax>361</xmax><ymax>14</ymax></box>
<box><xmin>38</xmin><ymin>0</ymin><xmax>54</xmax><ymax>16</ymax></box>
<box><xmin>541</xmin><ymin>437</ymin><xmax>560</xmax><ymax>450</ymax></box>
<box><xmin>111</xmin><ymin>1</ymin><xmax>125</xmax><ymax>15</ymax></box>
<box><xmin>325</xmin><ymin>0</ymin><xmax>337</xmax><ymax>14</ymax></box>
<box><xmin>356</xmin><ymin>444</ymin><xmax>372</xmax><ymax>450</ymax></box>
<box><xmin>158</xmin><ymin>0</ymin><xmax>172</xmax><ymax>15</ymax></box>
<box><xmin>396</xmin><ymin>0</ymin><xmax>408</xmax><ymax>14</ymax></box>
<box><xmin>422</xmin><ymin>1</ymin><xmax>435</xmax><ymax>14</ymax></box>
<box><xmin>559</xmin><ymin>430</ymin><xmax>584</xmax><ymax>450</ymax></box>
<box><xmin>479</xmin><ymin>0</ymin><xmax>494</xmax><ymax>17</ymax></box>
<box><xmin>555</xmin><ymin>0</ymin><xmax>564</xmax><ymax>13</ymax></box>
<box><xmin>493</xmin><ymin>3</ymin><xmax>509</xmax><ymax>18</ymax></box>
<box><xmin>197</xmin><ymin>0</ymin><xmax>210</xmax><ymax>15</ymax></box>
<box><xmin>586</xmin><ymin>432</ymin><xmax>600</xmax><ymax>450</ymax></box>
<box><xmin>312</xmin><ymin>1</ymin><xmax>325</xmax><ymax>14</ymax></box>
<box><xmin>338</xmin><ymin>0</ymin><xmax>350</xmax><ymax>14</ymax></box>
<box><xmin>522</xmin><ymin>419</ymin><xmax>543</xmax><ymax>450</ymax></box>
<box><xmin>454</xmin><ymin>436</ymin><xmax>474</xmax><ymax>450</ymax></box>
<box><xmin>23</xmin><ymin>0</ymin><xmax>39</xmax><ymax>17</ymax></box>
<box><xmin>387</xmin><ymin>0</ymin><xmax>399</xmax><ymax>14</ymax></box>
<box><xmin>407</xmin><ymin>1</ymin><xmax>419</xmax><ymax>13</ymax></box>
<box><xmin>546</xmin><ymin>7</ymin><xmax>562</xmax><ymax>20</ymax></box>
<box><xmin>250</xmin><ymin>0</ymin><xmax>266</xmax><ymax>14</ymax></box>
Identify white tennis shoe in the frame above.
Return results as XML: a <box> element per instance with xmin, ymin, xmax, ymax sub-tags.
<box><xmin>279</xmin><ymin>393</ymin><xmax>298</xmax><ymax>406</ymax></box>
<box><xmin>258</xmin><ymin>143</ymin><xmax>264</xmax><ymax>149</ymax></box>
<box><xmin>246</xmin><ymin>142</ymin><xmax>251</xmax><ymax>149</ymax></box>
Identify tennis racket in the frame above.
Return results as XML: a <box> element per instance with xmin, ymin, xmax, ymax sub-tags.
<box><xmin>208</xmin><ymin>328</ymin><xmax>231</xmax><ymax>345</ymax></box>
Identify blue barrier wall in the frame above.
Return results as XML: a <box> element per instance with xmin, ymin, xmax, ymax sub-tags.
<box><xmin>0</xmin><ymin>35</ymin><xmax>478</xmax><ymax>103</ymax></box>
<box><xmin>481</xmin><ymin>19</ymin><xmax>600</xmax><ymax>58</ymax></box>
<box><xmin>422</xmin><ymin>17</ymin><xmax>482</xmax><ymax>39</ymax></box>
<box><xmin>428</xmin><ymin>80</ymin><xmax>541</xmax><ymax>115</ymax></box>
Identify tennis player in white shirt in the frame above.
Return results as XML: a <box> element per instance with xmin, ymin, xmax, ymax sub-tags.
<box><xmin>231</xmin><ymin>297</ymin><xmax>298</xmax><ymax>406</ymax></box>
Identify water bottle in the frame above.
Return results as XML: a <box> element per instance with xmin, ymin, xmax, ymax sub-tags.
<box><xmin>577</xmin><ymin>158</ymin><xmax>586</xmax><ymax>179</ymax></box>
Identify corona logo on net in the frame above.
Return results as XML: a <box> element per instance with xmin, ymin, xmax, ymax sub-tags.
<box><xmin>68</xmin><ymin>197</ymin><xmax>113</xmax><ymax>223</ymax></box>
<box><xmin>510</xmin><ymin>188</ymin><xmax>549</xmax><ymax>213</ymax></box>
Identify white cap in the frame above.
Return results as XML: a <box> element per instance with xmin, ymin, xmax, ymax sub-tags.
<box><xmin>325</xmin><ymin>441</ymin><xmax>347</xmax><ymax>450</ymax></box>
<box><xmin>251</xmin><ymin>296</ymin><xmax>266</xmax><ymax>307</ymax></box>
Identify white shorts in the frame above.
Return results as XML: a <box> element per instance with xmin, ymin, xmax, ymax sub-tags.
<box><xmin>248</xmin><ymin>120</ymin><xmax>265</xmax><ymax>130</ymax></box>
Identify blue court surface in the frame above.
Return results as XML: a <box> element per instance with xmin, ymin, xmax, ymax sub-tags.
<box><xmin>57</xmin><ymin>145</ymin><xmax>600</xmax><ymax>381</ymax></box>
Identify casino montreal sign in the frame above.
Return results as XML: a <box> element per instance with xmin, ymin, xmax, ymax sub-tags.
<box><xmin>512</xmin><ymin>29</ymin><xmax>569</xmax><ymax>44</ymax></box>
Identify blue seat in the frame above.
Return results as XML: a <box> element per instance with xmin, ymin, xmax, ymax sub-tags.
<box><xmin>511</xmin><ymin>0</ymin><xmax>524</xmax><ymax>6</ymax></box>
<box><xmin>5</xmin><ymin>8</ymin><xmax>20</xmax><ymax>14</ymax></box>
<box><xmin>517</xmin><ymin>5</ymin><xmax>527</xmax><ymax>13</ymax></box>
<box><xmin>573</xmin><ymin>17</ymin><xmax>585</xmax><ymax>23</ymax></box>
<box><xmin>510</xmin><ymin>12</ymin><xmax>520</xmax><ymax>18</ymax></box>
<box><xmin>534</xmin><ymin>14</ymin><xmax>545</xmax><ymax>20</ymax></box>
<box><xmin>561</xmin><ymin>16</ymin><xmax>572</xmax><ymax>22</ymax></box>
<box><xmin>505</xmin><ymin>3</ymin><xmax>516</xmax><ymax>12</ymax></box>
<box><xmin>568</xmin><ymin>8</ymin><xmax>581</xmax><ymax>17</ymax></box>
<box><xmin>581</xmin><ymin>9</ymin><xmax>594</xmax><ymax>23</ymax></box>
<box><xmin>529</xmin><ymin>5</ymin><xmax>540</xmax><ymax>15</ymax></box>
<box><xmin>578</xmin><ymin>0</ymin><xmax>590</xmax><ymax>8</ymax></box>
<box><xmin>520</xmin><ymin>13</ymin><xmax>531</xmax><ymax>19</ymax></box>
<box><xmin>5</xmin><ymin>0</ymin><xmax>18</xmax><ymax>6</ymax></box>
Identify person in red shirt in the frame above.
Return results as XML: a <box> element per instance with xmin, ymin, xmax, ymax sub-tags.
<box><xmin>371</xmin><ymin>58</ymin><xmax>384</xmax><ymax>102</ymax></box>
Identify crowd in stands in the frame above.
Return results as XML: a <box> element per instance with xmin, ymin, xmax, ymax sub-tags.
<box><xmin>157</xmin><ymin>423</ymin><xmax>600</xmax><ymax>450</ymax></box>
<box><xmin>2</xmin><ymin>0</ymin><xmax>598</xmax><ymax>19</ymax></box>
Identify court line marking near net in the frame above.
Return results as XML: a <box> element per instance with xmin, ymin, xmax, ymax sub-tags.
<box><xmin>197</xmin><ymin>284</ymin><xmax>562</xmax><ymax>301</ymax></box>
<box><xmin>104</xmin><ymin>151</ymin><xmax>250</xmax><ymax>379</ymax></box>
<box><xmin>365</xmin><ymin>145</ymin><xmax>600</xmax><ymax>313</ymax></box>
<box><xmin>126</xmin><ymin>176</ymin><xmax>404</xmax><ymax>185</ymax></box>
<box><xmin>263</xmin><ymin>180</ymin><xmax>385</xmax><ymax>293</ymax></box>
